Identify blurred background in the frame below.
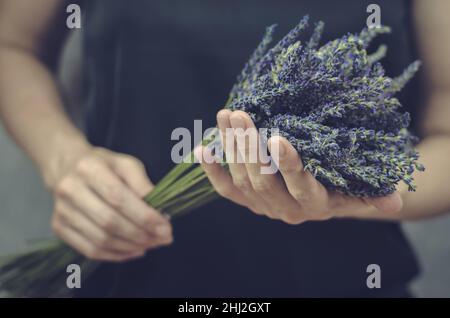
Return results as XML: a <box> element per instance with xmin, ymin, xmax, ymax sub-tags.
<box><xmin>1</xmin><ymin>23</ymin><xmax>450</xmax><ymax>299</ymax></box>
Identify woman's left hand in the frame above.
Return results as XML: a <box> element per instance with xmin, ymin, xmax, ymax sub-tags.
<box><xmin>195</xmin><ymin>109</ymin><xmax>403</xmax><ymax>224</ymax></box>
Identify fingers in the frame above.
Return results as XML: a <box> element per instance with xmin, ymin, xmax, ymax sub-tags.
<box><xmin>268</xmin><ymin>135</ymin><xmax>404</xmax><ymax>219</ymax></box>
<box><xmin>229</xmin><ymin>111</ymin><xmax>303</xmax><ymax>220</ymax></box>
<box><xmin>215</xmin><ymin>110</ymin><xmax>303</xmax><ymax>221</ymax></box>
<box><xmin>55</xmin><ymin>200</ymin><xmax>146</xmax><ymax>255</ymax></box>
<box><xmin>52</xmin><ymin>215</ymin><xmax>143</xmax><ymax>263</ymax></box>
<box><xmin>268</xmin><ymin>135</ymin><xmax>330</xmax><ymax>218</ymax></box>
<box><xmin>73</xmin><ymin>156</ymin><xmax>171</xmax><ymax>238</ymax></box>
<box><xmin>217</xmin><ymin>110</ymin><xmax>276</xmax><ymax>218</ymax></box>
<box><xmin>52</xmin><ymin>149</ymin><xmax>174</xmax><ymax>261</ymax></box>
<box><xmin>217</xmin><ymin>110</ymin><xmax>270</xmax><ymax>214</ymax></box>
<box><xmin>209</xmin><ymin>110</ymin><xmax>404</xmax><ymax>224</ymax></box>
<box><xmin>217</xmin><ymin>110</ymin><xmax>248</xmax><ymax>181</ymax></box>
<box><xmin>217</xmin><ymin>109</ymin><xmax>237</xmax><ymax>164</ymax></box>
<box><xmin>56</xmin><ymin>175</ymin><xmax>171</xmax><ymax>248</ymax></box>
<box><xmin>195</xmin><ymin>145</ymin><xmax>251</xmax><ymax>208</ymax></box>
<box><xmin>109</xmin><ymin>153</ymin><xmax>154</xmax><ymax>197</ymax></box>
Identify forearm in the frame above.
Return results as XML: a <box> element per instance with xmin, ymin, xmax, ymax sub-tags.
<box><xmin>397</xmin><ymin>134</ymin><xmax>450</xmax><ymax>220</ymax></box>
<box><xmin>0</xmin><ymin>45</ymin><xmax>90</xmax><ymax>188</ymax></box>
<box><xmin>334</xmin><ymin>135</ymin><xmax>450</xmax><ymax>221</ymax></box>
<box><xmin>349</xmin><ymin>92</ymin><xmax>450</xmax><ymax>221</ymax></box>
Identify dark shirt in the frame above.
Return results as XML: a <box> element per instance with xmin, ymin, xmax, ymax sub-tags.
<box><xmin>79</xmin><ymin>0</ymin><xmax>420</xmax><ymax>297</ymax></box>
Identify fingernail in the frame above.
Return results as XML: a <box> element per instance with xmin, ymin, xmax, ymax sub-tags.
<box><xmin>217</xmin><ymin>111</ymin><xmax>230</xmax><ymax>130</ymax></box>
<box><xmin>155</xmin><ymin>225</ymin><xmax>171</xmax><ymax>237</ymax></box>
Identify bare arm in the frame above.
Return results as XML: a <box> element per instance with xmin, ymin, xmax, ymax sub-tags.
<box><xmin>392</xmin><ymin>0</ymin><xmax>450</xmax><ymax>220</ymax></box>
<box><xmin>0</xmin><ymin>0</ymin><xmax>87</xmax><ymax>187</ymax></box>
<box><xmin>0</xmin><ymin>0</ymin><xmax>172</xmax><ymax>261</ymax></box>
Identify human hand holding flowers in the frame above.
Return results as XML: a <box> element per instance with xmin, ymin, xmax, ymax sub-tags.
<box><xmin>197</xmin><ymin>109</ymin><xmax>404</xmax><ymax>224</ymax></box>
<box><xmin>50</xmin><ymin>146</ymin><xmax>173</xmax><ymax>262</ymax></box>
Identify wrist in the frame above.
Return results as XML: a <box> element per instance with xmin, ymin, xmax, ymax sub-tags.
<box><xmin>39</xmin><ymin>132</ymin><xmax>92</xmax><ymax>190</ymax></box>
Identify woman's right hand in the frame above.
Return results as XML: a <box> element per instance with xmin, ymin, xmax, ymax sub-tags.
<box><xmin>48</xmin><ymin>146</ymin><xmax>173</xmax><ymax>262</ymax></box>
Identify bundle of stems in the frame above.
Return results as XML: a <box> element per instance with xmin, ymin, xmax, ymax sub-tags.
<box><xmin>0</xmin><ymin>142</ymin><xmax>220</xmax><ymax>297</ymax></box>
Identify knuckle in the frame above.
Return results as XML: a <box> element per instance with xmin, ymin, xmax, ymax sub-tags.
<box><xmin>75</xmin><ymin>157</ymin><xmax>96</xmax><ymax>176</ymax></box>
<box><xmin>252</xmin><ymin>179</ymin><xmax>272</xmax><ymax>194</ymax></box>
<box><xmin>137</xmin><ymin>234</ymin><xmax>151</xmax><ymax>245</ymax></box>
<box><xmin>104</xmin><ymin>184</ymin><xmax>125</xmax><ymax>207</ymax></box>
<box><xmin>140</xmin><ymin>215</ymin><xmax>155</xmax><ymax>229</ymax></box>
<box><xmin>54</xmin><ymin>177</ymin><xmax>75</xmax><ymax>198</ymax></box>
<box><xmin>100</xmin><ymin>215</ymin><xmax>119</xmax><ymax>233</ymax></box>
<box><xmin>233</xmin><ymin>178</ymin><xmax>253</xmax><ymax>192</ymax></box>
<box><xmin>216</xmin><ymin>185</ymin><xmax>234</xmax><ymax>198</ymax></box>
<box><xmin>130</xmin><ymin>230</ymin><xmax>150</xmax><ymax>244</ymax></box>
<box><xmin>96</xmin><ymin>234</ymin><xmax>111</xmax><ymax>248</ymax></box>
<box><xmin>280</xmin><ymin>213</ymin><xmax>304</xmax><ymax>225</ymax></box>
<box><xmin>264</xmin><ymin>207</ymin><xmax>279</xmax><ymax>218</ymax></box>
<box><xmin>291</xmin><ymin>190</ymin><xmax>312</xmax><ymax>203</ymax></box>
<box><xmin>119</xmin><ymin>155</ymin><xmax>144</xmax><ymax>170</ymax></box>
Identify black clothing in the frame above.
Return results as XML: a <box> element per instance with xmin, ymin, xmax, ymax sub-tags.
<box><xmin>79</xmin><ymin>0</ymin><xmax>420</xmax><ymax>297</ymax></box>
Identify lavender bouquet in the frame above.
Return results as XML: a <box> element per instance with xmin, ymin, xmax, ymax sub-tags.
<box><xmin>0</xmin><ymin>16</ymin><xmax>423</xmax><ymax>297</ymax></box>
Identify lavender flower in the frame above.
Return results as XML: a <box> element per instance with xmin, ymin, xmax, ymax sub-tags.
<box><xmin>226</xmin><ymin>17</ymin><xmax>424</xmax><ymax>196</ymax></box>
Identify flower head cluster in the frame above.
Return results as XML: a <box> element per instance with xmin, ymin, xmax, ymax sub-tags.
<box><xmin>227</xmin><ymin>16</ymin><xmax>424</xmax><ymax>197</ymax></box>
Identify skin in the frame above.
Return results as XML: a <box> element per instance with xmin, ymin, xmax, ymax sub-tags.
<box><xmin>0</xmin><ymin>0</ymin><xmax>450</xmax><ymax>262</ymax></box>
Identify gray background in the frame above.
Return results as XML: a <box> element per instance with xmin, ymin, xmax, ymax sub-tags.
<box><xmin>1</xmin><ymin>32</ymin><xmax>450</xmax><ymax>298</ymax></box>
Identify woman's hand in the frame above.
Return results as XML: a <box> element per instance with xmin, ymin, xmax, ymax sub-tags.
<box><xmin>49</xmin><ymin>146</ymin><xmax>173</xmax><ymax>262</ymax></box>
<box><xmin>196</xmin><ymin>110</ymin><xmax>403</xmax><ymax>224</ymax></box>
